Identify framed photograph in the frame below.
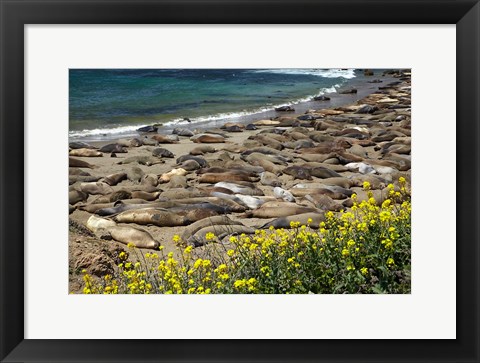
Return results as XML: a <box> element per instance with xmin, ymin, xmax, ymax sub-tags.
<box><xmin>1</xmin><ymin>1</ymin><xmax>479</xmax><ymax>362</ymax></box>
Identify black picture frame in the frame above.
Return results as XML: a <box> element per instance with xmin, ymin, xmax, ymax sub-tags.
<box><xmin>1</xmin><ymin>1</ymin><xmax>479</xmax><ymax>362</ymax></box>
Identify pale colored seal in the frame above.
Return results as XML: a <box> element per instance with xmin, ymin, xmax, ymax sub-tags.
<box><xmin>159</xmin><ymin>168</ymin><xmax>188</xmax><ymax>183</ymax></box>
<box><xmin>244</xmin><ymin>202</ymin><xmax>318</xmax><ymax>218</ymax></box>
<box><xmin>214</xmin><ymin>181</ymin><xmax>263</xmax><ymax>196</ymax></box>
<box><xmin>151</xmin><ymin>134</ymin><xmax>179</xmax><ymax>144</ymax></box>
<box><xmin>273</xmin><ymin>187</ymin><xmax>295</xmax><ymax>202</ymax></box>
<box><xmin>113</xmin><ymin>209</ymin><xmax>188</xmax><ymax>227</ymax></box>
<box><xmin>69</xmin><ymin>148</ymin><xmax>103</xmax><ymax>157</ymax></box>
<box><xmin>191</xmin><ymin>134</ymin><xmax>226</xmax><ymax>143</ymax></box>
<box><xmin>86</xmin><ymin>215</ymin><xmax>160</xmax><ymax>249</ymax></box>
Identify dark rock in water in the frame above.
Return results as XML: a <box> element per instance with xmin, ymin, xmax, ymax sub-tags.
<box><xmin>69</xmin><ymin>141</ymin><xmax>96</xmax><ymax>150</ymax></box>
<box><xmin>339</xmin><ymin>88</ymin><xmax>357</xmax><ymax>94</ymax></box>
<box><xmin>152</xmin><ymin>147</ymin><xmax>175</xmax><ymax>158</ymax></box>
<box><xmin>313</xmin><ymin>95</ymin><xmax>331</xmax><ymax>101</ymax></box>
<box><xmin>368</xmin><ymin>79</ymin><xmax>383</xmax><ymax>83</ymax></box>
<box><xmin>356</xmin><ymin>105</ymin><xmax>379</xmax><ymax>114</ymax></box>
<box><xmin>173</xmin><ymin>128</ymin><xmax>195</xmax><ymax>137</ymax></box>
<box><xmin>137</xmin><ymin>125</ymin><xmax>158</xmax><ymax>133</ymax></box>
<box><xmin>245</xmin><ymin>124</ymin><xmax>257</xmax><ymax>130</ymax></box>
<box><xmin>364</xmin><ymin>69</ymin><xmax>374</xmax><ymax>76</ymax></box>
<box><xmin>110</xmin><ymin>153</ymin><xmax>117</xmax><ymax>158</ymax></box>
<box><xmin>275</xmin><ymin>105</ymin><xmax>295</xmax><ymax>112</ymax></box>
<box><xmin>99</xmin><ymin>143</ymin><xmax>128</xmax><ymax>153</ymax></box>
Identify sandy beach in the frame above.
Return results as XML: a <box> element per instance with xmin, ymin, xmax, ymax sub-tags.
<box><xmin>69</xmin><ymin>70</ymin><xmax>411</xmax><ymax>293</ymax></box>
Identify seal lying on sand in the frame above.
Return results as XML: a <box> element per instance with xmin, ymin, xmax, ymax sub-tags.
<box><xmin>260</xmin><ymin>212</ymin><xmax>325</xmax><ymax>229</ymax></box>
<box><xmin>69</xmin><ymin>148</ymin><xmax>103</xmax><ymax>157</ymax></box>
<box><xmin>187</xmin><ymin>224</ymin><xmax>255</xmax><ymax>247</ymax></box>
<box><xmin>113</xmin><ymin>209</ymin><xmax>189</xmax><ymax>227</ymax></box>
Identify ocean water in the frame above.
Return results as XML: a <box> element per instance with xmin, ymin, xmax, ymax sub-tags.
<box><xmin>69</xmin><ymin>68</ymin><xmax>358</xmax><ymax>140</ymax></box>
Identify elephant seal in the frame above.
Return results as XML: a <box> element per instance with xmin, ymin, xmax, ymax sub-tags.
<box><xmin>260</xmin><ymin>171</ymin><xmax>281</xmax><ymax>187</ymax></box>
<box><xmin>69</xmin><ymin>148</ymin><xmax>103</xmax><ymax>157</ymax></box>
<box><xmin>260</xmin><ymin>212</ymin><xmax>325</xmax><ymax>229</ymax></box>
<box><xmin>69</xmin><ymin>141</ymin><xmax>96</xmax><ymax>150</ymax></box>
<box><xmin>131</xmin><ymin>191</ymin><xmax>161</xmax><ymax>201</ymax></box>
<box><xmin>273</xmin><ymin>187</ymin><xmax>295</xmax><ymax>202</ymax></box>
<box><xmin>253</xmin><ymin>120</ymin><xmax>280</xmax><ymax>126</ymax></box>
<box><xmin>191</xmin><ymin>134</ymin><xmax>226</xmax><ymax>143</ymax></box>
<box><xmin>345</xmin><ymin>162</ymin><xmax>376</xmax><ymax>174</ymax></box>
<box><xmin>113</xmin><ymin>209</ymin><xmax>188</xmax><ymax>227</ymax></box>
<box><xmin>187</xmin><ymin>225</ymin><xmax>255</xmax><ymax>247</ymax></box>
<box><xmin>107</xmin><ymin>225</ymin><xmax>160</xmax><ymax>249</ymax></box>
<box><xmin>173</xmin><ymin>128</ymin><xmax>195</xmax><ymax>137</ymax></box>
<box><xmin>180</xmin><ymin>214</ymin><xmax>243</xmax><ymax>241</ymax></box>
<box><xmin>151</xmin><ymin>134</ymin><xmax>179</xmax><ymax>144</ymax></box>
<box><xmin>137</xmin><ymin>125</ymin><xmax>158</xmax><ymax>133</ymax></box>
<box><xmin>102</xmin><ymin>172</ymin><xmax>128</xmax><ymax>186</ymax></box>
<box><xmin>179</xmin><ymin>159</ymin><xmax>201</xmax><ymax>171</ymax></box>
<box><xmin>80</xmin><ymin>182</ymin><xmax>114</xmax><ymax>195</ymax></box>
<box><xmin>283</xmin><ymin>166</ymin><xmax>312</xmax><ymax>180</ymax></box>
<box><xmin>117</xmin><ymin>156</ymin><xmax>165</xmax><ymax>166</ymax></box>
<box><xmin>86</xmin><ymin>215</ymin><xmax>117</xmax><ymax>232</ymax></box>
<box><xmin>160</xmin><ymin>188</ymin><xmax>207</xmax><ymax>200</ymax></box>
<box><xmin>305</xmin><ymin>194</ymin><xmax>343</xmax><ymax>212</ymax></box>
<box><xmin>189</xmin><ymin>145</ymin><xmax>216</xmax><ymax>156</ymax></box>
<box><xmin>159</xmin><ymin>168</ymin><xmax>188</xmax><ymax>183</ymax></box>
<box><xmin>232</xmin><ymin>194</ymin><xmax>266</xmax><ymax>209</ymax></box>
<box><xmin>166</xmin><ymin>175</ymin><xmax>188</xmax><ymax>189</ymax></box>
<box><xmin>91</xmin><ymin>190</ymin><xmax>132</xmax><ymax>204</ymax></box>
<box><xmin>245</xmin><ymin>124</ymin><xmax>257</xmax><ymax>130</ymax></box>
<box><xmin>141</xmin><ymin>174</ymin><xmax>159</xmax><ymax>187</ymax></box>
<box><xmin>176</xmin><ymin>155</ymin><xmax>208</xmax><ymax>167</ymax></box>
<box><xmin>69</xmin><ymin>168</ymin><xmax>91</xmax><ymax>176</ymax></box>
<box><xmin>69</xmin><ymin>175</ymin><xmax>101</xmax><ymax>185</ymax></box>
<box><xmin>99</xmin><ymin>143</ymin><xmax>128</xmax><ymax>153</ymax></box>
<box><xmin>245</xmin><ymin>156</ymin><xmax>283</xmax><ymax>175</ymax></box>
<box><xmin>78</xmin><ymin>202</ymin><xmax>116</xmax><ymax>214</ymax></box>
<box><xmin>69</xmin><ymin>157</ymin><xmax>96</xmax><ymax>169</ymax></box>
<box><xmin>127</xmin><ymin>167</ymin><xmax>145</xmax><ymax>182</ymax></box>
<box><xmin>244</xmin><ymin>202</ymin><xmax>318</xmax><ymax>218</ymax></box>
<box><xmin>69</xmin><ymin>190</ymin><xmax>89</xmax><ymax>205</ymax></box>
<box><xmin>198</xmin><ymin>172</ymin><xmax>255</xmax><ymax>184</ymax></box>
<box><xmin>288</xmin><ymin>188</ymin><xmax>347</xmax><ymax>199</ymax></box>
<box><xmin>152</xmin><ymin>148</ymin><xmax>174</xmax><ymax>158</ymax></box>
<box><xmin>214</xmin><ymin>181</ymin><xmax>263</xmax><ymax>196</ymax></box>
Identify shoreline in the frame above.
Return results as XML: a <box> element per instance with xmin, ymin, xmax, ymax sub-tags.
<box><xmin>70</xmin><ymin>72</ymin><xmax>398</xmax><ymax>143</ymax></box>
<box><xmin>68</xmin><ymin>70</ymin><xmax>411</xmax><ymax>293</ymax></box>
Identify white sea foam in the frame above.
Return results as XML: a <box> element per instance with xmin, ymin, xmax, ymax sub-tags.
<box><xmin>249</xmin><ymin>68</ymin><xmax>356</xmax><ymax>79</ymax></box>
<box><xmin>69</xmin><ymin>125</ymin><xmax>143</xmax><ymax>139</ymax></box>
<box><xmin>69</xmin><ymin>84</ymin><xmax>340</xmax><ymax>139</ymax></box>
<box><xmin>161</xmin><ymin>85</ymin><xmax>339</xmax><ymax>127</ymax></box>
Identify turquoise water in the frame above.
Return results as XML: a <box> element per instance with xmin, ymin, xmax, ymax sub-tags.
<box><xmin>69</xmin><ymin>69</ymin><xmax>357</xmax><ymax>139</ymax></box>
